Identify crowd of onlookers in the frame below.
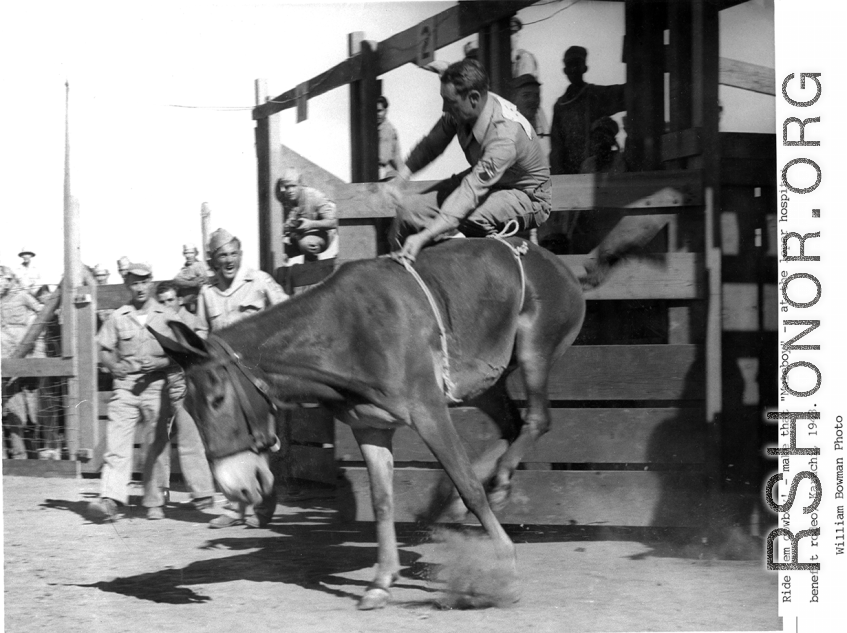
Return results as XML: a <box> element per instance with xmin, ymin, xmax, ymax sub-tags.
<box><xmin>2</xmin><ymin>251</ymin><xmax>53</xmax><ymax>460</ymax></box>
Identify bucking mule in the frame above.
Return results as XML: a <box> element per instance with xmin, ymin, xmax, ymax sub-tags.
<box><xmin>151</xmin><ymin>237</ymin><xmax>585</xmax><ymax>609</ymax></box>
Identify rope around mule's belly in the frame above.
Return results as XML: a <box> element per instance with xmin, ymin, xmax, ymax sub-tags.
<box><xmin>393</xmin><ymin>222</ymin><xmax>529</xmax><ymax>403</ymax></box>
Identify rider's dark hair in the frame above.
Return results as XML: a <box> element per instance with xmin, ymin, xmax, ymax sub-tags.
<box><xmin>441</xmin><ymin>59</ymin><xmax>489</xmax><ymax>98</ymax></box>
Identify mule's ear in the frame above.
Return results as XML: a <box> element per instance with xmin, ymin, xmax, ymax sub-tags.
<box><xmin>148</xmin><ymin>321</ymin><xmax>209</xmax><ymax>370</ymax></box>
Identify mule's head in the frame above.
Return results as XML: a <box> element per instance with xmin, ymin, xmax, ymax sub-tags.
<box><xmin>150</xmin><ymin>322</ymin><xmax>280</xmax><ymax>505</ymax></box>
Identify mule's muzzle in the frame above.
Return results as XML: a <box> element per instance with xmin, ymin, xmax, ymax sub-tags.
<box><xmin>212</xmin><ymin>452</ymin><xmax>275</xmax><ymax>505</ymax></box>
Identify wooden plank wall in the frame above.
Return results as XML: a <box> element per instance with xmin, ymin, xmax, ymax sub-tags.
<box><xmin>316</xmin><ymin>166</ymin><xmax>711</xmax><ymax>527</ymax></box>
<box><xmin>718</xmin><ymin>132</ymin><xmax>777</xmax><ymax>496</ymax></box>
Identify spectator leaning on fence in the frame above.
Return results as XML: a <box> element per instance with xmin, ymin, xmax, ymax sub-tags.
<box><xmin>87</xmin><ymin>263</ymin><xmax>182</xmax><ymax>522</ymax></box>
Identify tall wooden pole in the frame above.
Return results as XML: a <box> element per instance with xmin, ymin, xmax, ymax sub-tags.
<box><xmin>61</xmin><ymin>81</ymin><xmax>81</xmax><ymax>461</ymax></box>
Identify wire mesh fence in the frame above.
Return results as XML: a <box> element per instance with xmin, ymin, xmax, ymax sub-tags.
<box><xmin>2</xmin><ymin>306</ymin><xmax>69</xmax><ymax>461</ymax></box>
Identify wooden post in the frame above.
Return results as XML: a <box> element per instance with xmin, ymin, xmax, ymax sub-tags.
<box><xmin>348</xmin><ymin>34</ymin><xmax>383</xmax><ymax>254</ymax></box>
<box><xmin>349</xmin><ymin>36</ymin><xmax>379</xmax><ymax>183</ymax></box>
<box><xmin>61</xmin><ymin>81</ymin><xmax>81</xmax><ymax>462</ymax></box>
<box><xmin>690</xmin><ymin>0</ymin><xmax>721</xmax><ymax>212</ymax></box>
<box><xmin>75</xmin><ymin>269</ymin><xmax>99</xmax><ymax>463</ymax></box>
<box><xmin>666</xmin><ymin>0</ymin><xmax>695</xmax><ymax>343</ymax></box>
<box><xmin>255</xmin><ymin>79</ymin><xmax>284</xmax><ymax>274</ymax></box>
<box><xmin>667</xmin><ymin>0</ymin><xmax>693</xmax><ymax>168</ymax></box>
<box><xmin>477</xmin><ymin>15</ymin><xmax>512</xmax><ymax>96</ymax></box>
<box><xmin>624</xmin><ymin>0</ymin><xmax>665</xmax><ymax>172</ymax></box>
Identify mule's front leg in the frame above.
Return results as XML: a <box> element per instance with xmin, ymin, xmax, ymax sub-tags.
<box><xmin>351</xmin><ymin>426</ymin><xmax>399</xmax><ymax>610</ymax></box>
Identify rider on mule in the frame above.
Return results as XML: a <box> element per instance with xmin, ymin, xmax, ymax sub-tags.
<box><xmin>389</xmin><ymin>59</ymin><xmax>551</xmax><ymax>261</ymax></box>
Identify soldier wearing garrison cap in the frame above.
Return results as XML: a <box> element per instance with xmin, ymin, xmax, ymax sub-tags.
<box><xmin>88</xmin><ymin>262</ymin><xmax>191</xmax><ymax>522</ymax></box>
<box><xmin>116</xmin><ymin>256</ymin><xmax>131</xmax><ymax>280</ymax></box>
<box><xmin>173</xmin><ymin>242</ymin><xmax>212</xmax><ymax>314</ymax></box>
<box><xmin>195</xmin><ymin>228</ymin><xmax>287</xmax><ymax>529</ymax></box>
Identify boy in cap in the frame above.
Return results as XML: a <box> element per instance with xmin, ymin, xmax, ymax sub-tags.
<box><xmin>195</xmin><ymin>228</ymin><xmax>287</xmax><ymax>528</ymax></box>
<box><xmin>87</xmin><ymin>263</ymin><xmax>182</xmax><ymax>522</ymax></box>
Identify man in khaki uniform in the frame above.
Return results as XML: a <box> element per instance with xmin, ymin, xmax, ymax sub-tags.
<box><xmin>173</xmin><ymin>243</ymin><xmax>211</xmax><ymax>313</ymax></box>
<box><xmin>148</xmin><ymin>281</ymin><xmax>216</xmax><ymax>510</ymax></box>
<box><xmin>389</xmin><ymin>59</ymin><xmax>551</xmax><ymax>262</ymax></box>
<box><xmin>87</xmin><ymin>263</ymin><xmax>187</xmax><ymax>522</ymax></box>
<box><xmin>377</xmin><ymin>96</ymin><xmax>402</xmax><ymax>181</ymax></box>
<box><xmin>195</xmin><ymin>228</ymin><xmax>287</xmax><ymax>528</ymax></box>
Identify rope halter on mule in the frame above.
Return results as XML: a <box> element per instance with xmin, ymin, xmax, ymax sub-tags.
<box><xmin>203</xmin><ymin>335</ymin><xmax>284</xmax><ymax>456</ymax></box>
<box><xmin>390</xmin><ymin>221</ymin><xmax>529</xmax><ymax>403</ymax></box>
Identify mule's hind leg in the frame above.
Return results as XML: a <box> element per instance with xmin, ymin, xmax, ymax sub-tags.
<box><xmin>433</xmin><ymin>376</ymin><xmax>523</xmax><ymax>519</ymax></box>
<box><xmin>489</xmin><ymin>322</ymin><xmax>580</xmax><ymax>508</ymax></box>
<box><xmin>351</xmin><ymin>425</ymin><xmax>400</xmax><ymax>610</ymax></box>
<box><xmin>409</xmin><ymin>391</ymin><xmax>514</xmax><ymax>563</ymax></box>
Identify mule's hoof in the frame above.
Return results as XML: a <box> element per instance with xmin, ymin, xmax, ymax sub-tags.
<box><xmin>358</xmin><ymin>587</ymin><xmax>391</xmax><ymax>610</ymax></box>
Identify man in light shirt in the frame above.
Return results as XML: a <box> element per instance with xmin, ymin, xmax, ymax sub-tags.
<box><xmin>195</xmin><ymin>228</ymin><xmax>287</xmax><ymax>528</ymax></box>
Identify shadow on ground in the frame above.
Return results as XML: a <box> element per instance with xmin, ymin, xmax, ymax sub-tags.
<box><xmin>39</xmin><ymin>494</ymin><xmax>218</xmax><ymax>526</ymax></box>
<box><xmin>70</xmin><ymin>503</ymin><xmax>439</xmax><ymax>607</ymax></box>
<box><xmin>46</xmin><ymin>484</ymin><xmax>765</xmax><ymax>609</ymax></box>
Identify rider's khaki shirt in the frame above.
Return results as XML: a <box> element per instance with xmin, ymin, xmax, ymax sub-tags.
<box><xmin>404</xmin><ymin>92</ymin><xmax>551</xmax><ymax>221</ymax></box>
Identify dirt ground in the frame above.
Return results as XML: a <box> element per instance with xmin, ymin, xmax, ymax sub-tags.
<box><xmin>3</xmin><ymin>475</ymin><xmax>781</xmax><ymax>633</ymax></box>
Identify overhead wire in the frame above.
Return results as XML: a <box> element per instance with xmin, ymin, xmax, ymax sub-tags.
<box><xmin>164</xmin><ymin>0</ymin><xmax>586</xmax><ymax>111</ymax></box>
